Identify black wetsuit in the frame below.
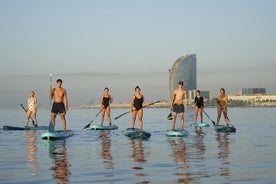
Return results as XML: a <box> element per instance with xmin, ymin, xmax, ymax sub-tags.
<box><xmin>194</xmin><ymin>96</ymin><xmax>204</xmax><ymax>108</ymax></box>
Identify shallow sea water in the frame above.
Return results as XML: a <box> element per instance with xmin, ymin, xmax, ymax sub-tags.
<box><xmin>0</xmin><ymin>107</ymin><xmax>276</xmax><ymax>184</ymax></box>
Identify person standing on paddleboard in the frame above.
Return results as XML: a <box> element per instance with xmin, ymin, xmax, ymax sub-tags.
<box><xmin>216</xmin><ymin>88</ymin><xmax>229</xmax><ymax>126</ymax></box>
<box><xmin>130</xmin><ymin>86</ymin><xmax>147</xmax><ymax>131</ymax></box>
<box><xmin>171</xmin><ymin>81</ymin><xmax>188</xmax><ymax>130</ymax></box>
<box><xmin>25</xmin><ymin>91</ymin><xmax>38</xmax><ymax>127</ymax></box>
<box><xmin>194</xmin><ymin>90</ymin><xmax>204</xmax><ymax>123</ymax></box>
<box><xmin>100</xmin><ymin>87</ymin><xmax>113</xmax><ymax>126</ymax></box>
<box><xmin>49</xmin><ymin>79</ymin><xmax>68</xmax><ymax>133</ymax></box>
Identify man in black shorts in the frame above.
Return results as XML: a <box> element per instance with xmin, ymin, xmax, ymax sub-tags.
<box><xmin>50</xmin><ymin>79</ymin><xmax>68</xmax><ymax>133</ymax></box>
<box><xmin>171</xmin><ymin>81</ymin><xmax>188</xmax><ymax>130</ymax></box>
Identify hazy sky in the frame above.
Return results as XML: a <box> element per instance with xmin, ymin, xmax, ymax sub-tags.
<box><xmin>0</xmin><ymin>0</ymin><xmax>275</xmax><ymax>108</ymax></box>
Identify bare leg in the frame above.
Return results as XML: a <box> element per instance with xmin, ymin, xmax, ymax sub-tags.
<box><xmin>172</xmin><ymin>112</ymin><xmax>177</xmax><ymax>130</ymax></box>
<box><xmin>25</xmin><ymin>111</ymin><xmax>31</xmax><ymax>127</ymax></box>
<box><xmin>60</xmin><ymin>114</ymin><xmax>67</xmax><ymax>133</ymax></box>
<box><xmin>101</xmin><ymin>110</ymin><xmax>105</xmax><ymax>126</ymax></box>
<box><xmin>200</xmin><ymin>108</ymin><xmax>203</xmax><ymax>123</ymax></box>
<box><xmin>51</xmin><ymin>113</ymin><xmax>56</xmax><ymax>127</ymax></box>
<box><xmin>194</xmin><ymin>107</ymin><xmax>198</xmax><ymax>123</ymax></box>
<box><xmin>180</xmin><ymin>112</ymin><xmax>184</xmax><ymax>130</ymax></box>
<box><xmin>138</xmin><ymin>109</ymin><xmax>143</xmax><ymax>130</ymax></box>
<box><xmin>131</xmin><ymin>111</ymin><xmax>137</xmax><ymax>129</ymax></box>
<box><xmin>216</xmin><ymin>108</ymin><xmax>222</xmax><ymax>126</ymax></box>
<box><xmin>106</xmin><ymin>107</ymin><xmax>111</xmax><ymax>125</ymax></box>
<box><xmin>32</xmin><ymin>111</ymin><xmax>37</xmax><ymax>126</ymax></box>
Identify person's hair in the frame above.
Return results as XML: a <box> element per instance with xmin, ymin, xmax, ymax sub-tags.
<box><xmin>178</xmin><ymin>81</ymin><xmax>183</xmax><ymax>85</ymax></box>
<box><xmin>104</xmin><ymin>87</ymin><xmax>109</xmax><ymax>91</ymax></box>
<box><xmin>220</xmin><ymin>88</ymin><xmax>225</xmax><ymax>93</ymax></box>
<box><xmin>57</xmin><ymin>79</ymin><xmax>62</xmax><ymax>83</ymax></box>
<box><xmin>135</xmin><ymin>86</ymin><xmax>140</xmax><ymax>91</ymax></box>
<box><xmin>196</xmin><ymin>90</ymin><xmax>200</xmax><ymax>93</ymax></box>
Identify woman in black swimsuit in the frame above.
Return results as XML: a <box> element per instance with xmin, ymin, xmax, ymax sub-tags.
<box><xmin>101</xmin><ymin>87</ymin><xmax>113</xmax><ymax>126</ymax></box>
<box><xmin>130</xmin><ymin>86</ymin><xmax>146</xmax><ymax>130</ymax></box>
<box><xmin>194</xmin><ymin>90</ymin><xmax>204</xmax><ymax>123</ymax></box>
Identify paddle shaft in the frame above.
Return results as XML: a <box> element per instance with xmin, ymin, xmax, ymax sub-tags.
<box><xmin>83</xmin><ymin>108</ymin><xmax>104</xmax><ymax>129</ymax></box>
<box><xmin>114</xmin><ymin>100</ymin><xmax>161</xmax><ymax>120</ymax></box>
<box><xmin>202</xmin><ymin>110</ymin><xmax>216</xmax><ymax>126</ymax></box>
<box><xmin>20</xmin><ymin>104</ymin><xmax>35</xmax><ymax>125</ymax></box>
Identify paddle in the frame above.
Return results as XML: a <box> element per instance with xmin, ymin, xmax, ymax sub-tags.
<box><xmin>167</xmin><ymin>110</ymin><xmax>172</xmax><ymax>120</ymax></box>
<box><xmin>202</xmin><ymin>110</ymin><xmax>216</xmax><ymax>126</ymax></box>
<box><xmin>48</xmin><ymin>73</ymin><xmax>54</xmax><ymax>133</ymax></box>
<box><xmin>20</xmin><ymin>104</ymin><xmax>35</xmax><ymax>126</ymax></box>
<box><xmin>114</xmin><ymin>100</ymin><xmax>161</xmax><ymax>120</ymax></box>
<box><xmin>83</xmin><ymin>108</ymin><xmax>103</xmax><ymax>129</ymax></box>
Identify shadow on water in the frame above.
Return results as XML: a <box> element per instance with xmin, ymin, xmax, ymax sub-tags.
<box><xmin>216</xmin><ymin>132</ymin><xmax>230</xmax><ymax>177</ymax></box>
<box><xmin>44</xmin><ymin>139</ymin><xmax>72</xmax><ymax>184</ymax></box>
<box><xmin>23</xmin><ymin>130</ymin><xmax>39</xmax><ymax>176</ymax></box>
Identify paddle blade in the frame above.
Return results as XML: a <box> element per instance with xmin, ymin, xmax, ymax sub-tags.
<box><xmin>167</xmin><ymin>113</ymin><xmax>172</xmax><ymax>120</ymax></box>
<box><xmin>83</xmin><ymin>120</ymin><xmax>93</xmax><ymax>130</ymax></box>
<box><xmin>48</xmin><ymin>122</ymin><xmax>55</xmax><ymax>133</ymax></box>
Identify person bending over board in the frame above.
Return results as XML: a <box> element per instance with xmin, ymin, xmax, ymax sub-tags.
<box><xmin>171</xmin><ymin>81</ymin><xmax>188</xmax><ymax>130</ymax></box>
<box><xmin>216</xmin><ymin>88</ymin><xmax>229</xmax><ymax>126</ymax></box>
<box><xmin>49</xmin><ymin>79</ymin><xmax>68</xmax><ymax>133</ymax></box>
<box><xmin>25</xmin><ymin>91</ymin><xmax>38</xmax><ymax>127</ymax></box>
<box><xmin>130</xmin><ymin>86</ymin><xmax>147</xmax><ymax>131</ymax></box>
<box><xmin>100</xmin><ymin>87</ymin><xmax>113</xmax><ymax>126</ymax></box>
<box><xmin>194</xmin><ymin>90</ymin><xmax>204</xmax><ymax>123</ymax></box>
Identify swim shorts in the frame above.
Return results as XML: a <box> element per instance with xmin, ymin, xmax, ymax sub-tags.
<box><xmin>173</xmin><ymin>104</ymin><xmax>185</xmax><ymax>113</ymax></box>
<box><xmin>51</xmin><ymin>102</ymin><xmax>66</xmax><ymax>114</ymax></box>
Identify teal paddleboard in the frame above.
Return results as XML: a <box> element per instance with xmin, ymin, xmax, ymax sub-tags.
<box><xmin>215</xmin><ymin>125</ymin><xmax>236</xmax><ymax>133</ymax></box>
<box><xmin>89</xmin><ymin>124</ymin><xmax>118</xmax><ymax>130</ymax></box>
<box><xmin>41</xmin><ymin>130</ymin><xmax>74</xmax><ymax>140</ymax></box>
<box><xmin>166</xmin><ymin>129</ymin><xmax>189</xmax><ymax>137</ymax></box>
<box><xmin>123</xmin><ymin>128</ymin><xmax>151</xmax><ymax>139</ymax></box>
<box><xmin>3</xmin><ymin>125</ymin><xmax>48</xmax><ymax>131</ymax></box>
<box><xmin>191</xmin><ymin>122</ymin><xmax>210</xmax><ymax>127</ymax></box>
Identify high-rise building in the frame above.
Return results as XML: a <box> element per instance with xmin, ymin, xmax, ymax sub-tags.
<box><xmin>241</xmin><ymin>88</ymin><xmax>266</xmax><ymax>95</ymax></box>
<box><xmin>169</xmin><ymin>54</ymin><xmax>197</xmax><ymax>100</ymax></box>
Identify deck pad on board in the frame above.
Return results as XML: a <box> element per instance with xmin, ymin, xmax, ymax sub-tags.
<box><xmin>166</xmin><ymin>129</ymin><xmax>189</xmax><ymax>137</ymax></box>
<box><xmin>41</xmin><ymin>130</ymin><xmax>74</xmax><ymax>140</ymax></box>
<box><xmin>124</xmin><ymin>128</ymin><xmax>151</xmax><ymax>139</ymax></box>
<box><xmin>215</xmin><ymin>125</ymin><xmax>236</xmax><ymax>132</ymax></box>
<box><xmin>3</xmin><ymin>125</ymin><xmax>48</xmax><ymax>131</ymax></box>
<box><xmin>88</xmin><ymin>124</ymin><xmax>118</xmax><ymax>130</ymax></box>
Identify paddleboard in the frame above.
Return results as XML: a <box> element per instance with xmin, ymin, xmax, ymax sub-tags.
<box><xmin>3</xmin><ymin>125</ymin><xmax>48</xmax><ymax>131</ymax></box>
<box><xmin>166</xmin><ymin>129</ymin><xmax>189</xmax><ymax>137</ymax></box>
<box><xmin>215</xmin><ymin>125</ymin><xmax>236</xmax><ymax>133</ymax></box>
<box><xmin>123</xmin><ymin>128</ymin><xmax>151</xmax><ymax>139</ymax></box>
<box><xmin>88</xmin><ymin>124</ymin><xmax>118</xmax><ymax>130</ymax></box>
<box><xmin>191</xmin><ymin>122</ymin><xmax>210</xmax><ymax>127</ymax></box>
<box><xmin>41</xmin><ymin>130</ymin><xmax>74</xmax><ymax>140</ymax></box>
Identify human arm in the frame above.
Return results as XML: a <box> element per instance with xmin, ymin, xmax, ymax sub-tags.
<box><xmin>63</xmin><ymin>89</ymin><xmax>69</xmax><ymax>111</ymax></box>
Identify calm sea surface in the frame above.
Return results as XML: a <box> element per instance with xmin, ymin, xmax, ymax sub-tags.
<box><xmin>0</xmin><ymin>107</ymin><xmax>275</xmax><ymax>184</ymax></box>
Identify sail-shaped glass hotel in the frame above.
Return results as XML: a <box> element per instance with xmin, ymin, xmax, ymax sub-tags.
<box><xmin>168</xmin><ymin>54</ymin><xmax>197</xmax><ymax>100</ymax></box>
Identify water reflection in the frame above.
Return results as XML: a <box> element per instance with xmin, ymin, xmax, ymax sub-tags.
<box><xmin>130</xmin><ymin>139</ymin><xmax>149</xmax><ymax>183</ymax></box>
<box><xmin>193</xmin><ymin>128</ymin><xmax>206</xmax><ymax>159</ymax></box>
<box><xmin>23</xmin><ymin>130</ymin><xmax>39</xmax><ymax>176</ymax></box>
<box><xmin>169</xmin><ymin>137</ymin><xmax>192</xmax><ymax>183</ymax></box>
<box><xmin>216</xmin><ymin>132</ymin><xmax>230</xmax><ymax>177</ymax></box>
<box><xmin>48</xmin><ymin>140</ymin><xmax>71</xmax><ymax>184</ymax></box>
<box><xmin>99</xmin><ymin>130</ymin><xmax>114</xmax><ymax>170</ymax></box>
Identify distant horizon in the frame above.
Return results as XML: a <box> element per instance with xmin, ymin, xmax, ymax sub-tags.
<box><xmin>1</xmin><ymin>1</ymin><xmax>275</xmax><ymax>108</ymax></box>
